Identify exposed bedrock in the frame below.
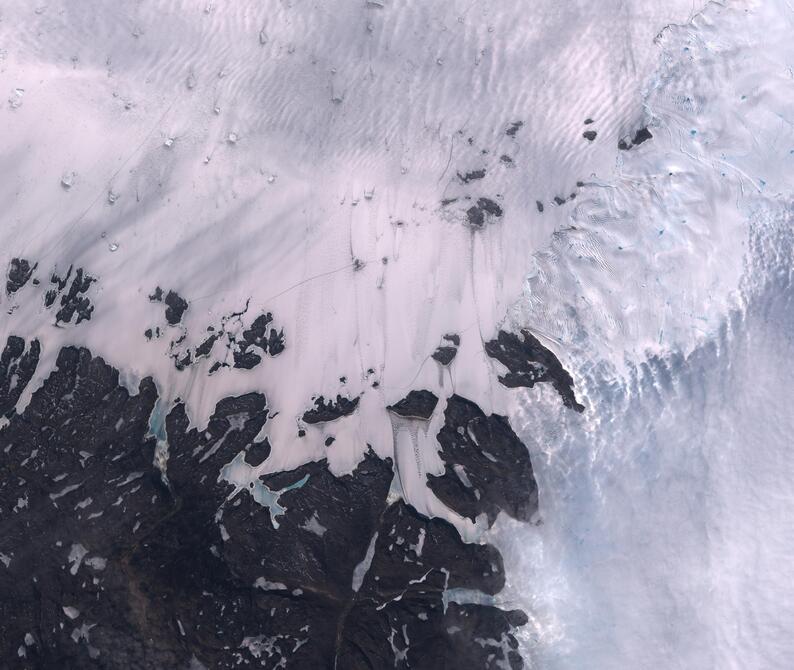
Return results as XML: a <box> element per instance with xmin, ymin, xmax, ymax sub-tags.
<box><xmin>618</xmin><ymin>125</ymin><xmax>653</xmax><ymax>150</ymax></box>
<box><xmin>457</xmin><ymin>168</ymin><xmax>486</xmax><ymax>184</ymax></box>
<box><xmin>149</xmin><ymin>286</ymin><xmax>189</xmax><ymax>325</ymax></box>
<box><xmin>6</xmin><ymin>258</ymin><xmax>37</xmax><ymax>295</ymax></box>
<box><xmin>164</xmin><ymin>290</ymin><xmax>189</xmax><ymax>325</ymax></box>
<box><xmin>427</xmin><ymin>394</ymin><xmax>538</xmax><ymax>526</ymax></box>
<box><xmin>466</xmin><ymin>196</ymin><xmax>504</xmax><ymax>228</ymax></box>
<box><xmin>0</xmin><ymin>344</ymin><xmax>164</xmax><ymax>667</ymax></box>
<box><xmin>387</xmin><ymin>390</ymin><xmax>439</xmax><ymax>420</ymax></box>
<box><xmin>44</xmin><ymin>266</ymin><xmax>96</xmax><ymax>325</ymax></box>
<box><xmin>144</xmin><ymin>292</ymin><xmax>286</xmax><ymax>374</ymax></box>
<box><xmin>0</xmin><ymin>335</ymin><xmax>40</xmax><ymax>417</ymax></box>
<box><xmin>432</xmin><ymin>333</ymin><xmax>460</xmax><ymax>366</ymax></box>
<box><xmin>432</xmin><ymin>346</ymin><xmax>457</xmax><ymax>365</ymax></box>
<box><xmin>505</xmin><ymin>120</ymin><xmax>523</xmax><ymax>137</ymax></box>
<box><xmin>302</xmin><ymin>394</ymin><xmax>360</xmax><ymax>424</ymax></box>
<box><xmin>0</xmin><ymin>337</ymin><xmax>530</xmax><ymax>669</ymax></box>
<box><xmin>337</xmin><ymin>501</ymin><xmax>526</xmax><ymax>670</ymax></box>
<box><xmin>485</xmin><ymin>328</ymin><xmax>585</xmax><ymax>412</ymax></box>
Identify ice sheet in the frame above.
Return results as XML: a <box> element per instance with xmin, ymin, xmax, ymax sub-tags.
<box><xmin>2</xmin><ymin>0</ymin><xmax>793</xmax><ymax>667</ymax></box>
<box><xmin>0</xmin><ymin>0</ymin><xmax>696</xmax><ymax>500</ymax></box>
<box><xmin>489</xmin><ymin>2</ymin><xmax>794</xmax><ymax>668</ymax></box>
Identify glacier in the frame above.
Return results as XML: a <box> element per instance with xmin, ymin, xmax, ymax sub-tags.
<box><xmin>1</xmin><ymin>0</ymin><xmax>794</xmax><ymax>668</ymax></box>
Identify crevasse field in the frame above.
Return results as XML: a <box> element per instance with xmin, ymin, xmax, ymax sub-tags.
<box><xmin>491</xmin><ymin>4</ymin><xmax>794</xmax><ymax>668</ymax></box>
<box><xmin>1</xmin><ymin>0</ymin><xmax>792</xmax><ymax>668</ymax></box>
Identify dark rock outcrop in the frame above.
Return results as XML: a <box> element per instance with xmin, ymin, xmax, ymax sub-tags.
<box><xmin>45</xmin><ymin>266</ymin><xmax>96</xmax><ymax>324</ymax></box>
<box><xmin>0</xmin><ymin>336</ymin><xmax>40</xmax><ymax>417</ymax></box>
<box><xmin>164</xmin><ymin>290</ymin><xmax>188</xmax><ymax>325</ymax></box>
<box><xmin>149</xmin><ymin>286</ymin><xmax>189</xmax><ymax>324</ymax></box>
<box><xmin>6</xmin><ymin>258</ymin><xmax>36</xmax><ymax>295</ymax></box>
<box><xmin>477</xmin><ymin>197</ymin><xmax>503</xmax><ymax>217</ymax></box>
<box><xmin>505</xmin><ymin>121</ymin><xmax>523</xmax><ymax>137</ymax></box>
<box><xmin>0</xmin><ymin>345</ymin><xmax>164</xmax><ymax>667</ymax></box>
<box><xmin>457</xmin><ymin>169</ymin><xmax>486</xmax><ymax>184</ymax></box>
<box><xmin>466</xmin><ymin>197</ymin><xmax>504</xmax><ymax>228</ymax></box>
<box><xmin>388</xmin><ymin>390</ymin><xmax>439</xmax><ymax>420</ymax></box>
<box><xmin>427</xmin><ymin>394</ymin><xmax>538</xmax><ymax>525</ymax></box>
<box><xmin>194</xmin><ymin>332</ymin><xmax>219</xmax><ymax>358</ymax></box>
<box><xmin>485</xmin><ymin>329</ymin><xmax>585</xmax><ymax>412</ymax></box>
<box><xmin>146</xmin><ymin>299</ymin><xmax>285</xmax><ymax>374</ymax></box>
<box><xmin>432</xmin><ymin>346</ymin><xmax>457</xmax><ymax>365</ymax></box>
<box><xmin>618</xmin><ymin>126</ymin><xmax>653</xmax><ymax>150</ymax></box>
<box><xmin>0</xmin><ymin>340</ymin><xmax>529</xmax><ymax>668</ymax></box>
<box><xmin>302</xmin><ymin>394</ymin><xmax>360</xmax><ymax>424</ymax></box>
<box><xmin>466</xmin><ymin>205</ymin><xmax>485</xmax><ymax>227</ymax></box>
<box><xmin>337</xmin><ymin>501</ymin><xmax>525</xmax><ymax>670</ymax></box>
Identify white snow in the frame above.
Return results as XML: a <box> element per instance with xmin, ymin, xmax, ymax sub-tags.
<box><xmin>488</xmin><ymin>3</ymin><xmax>794</xmax><ymax>669</ymax></box>
<box><xmin>84</xmin><ymin>556</ymin><xmax>107</xmax><ymax>571</ymax></box>
<box><xmin>253</xmin><ymin>578</ymin><xmax>287</xmax><ymax>591</ymax></box>
<box><xmin>0</xmin><ymin>0</ymin><xmax>698</xmax><ymax>532</ymax></box>
<box><xmin>67</xmin><ymin>543</ymin><xmax>88</xmax><ymax>576</ymax></box>
<box><xmin>2</xmin><ymin>0</ymin><xmax>793</xmax><ymax>667</ymax></box>
<box><xmin>300</xmin><ymin>511</ymin><xmax>327</xmax><ymax>537</ymax></box>
<box><xmin>352</xmin><ymin>531</ymin><xmax>379</xmax><ymax>592</ymax></box>
<box><xmin>62</xmin><ymin>606</ymin><xmax>80</xmax><ymax>620</ymax></box>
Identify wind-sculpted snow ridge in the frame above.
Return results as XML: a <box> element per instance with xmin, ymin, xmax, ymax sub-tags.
<box><xmin>0</xmin><ymin>338</ymin><xmax>561</xmax><ymax>668</ymax></box>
